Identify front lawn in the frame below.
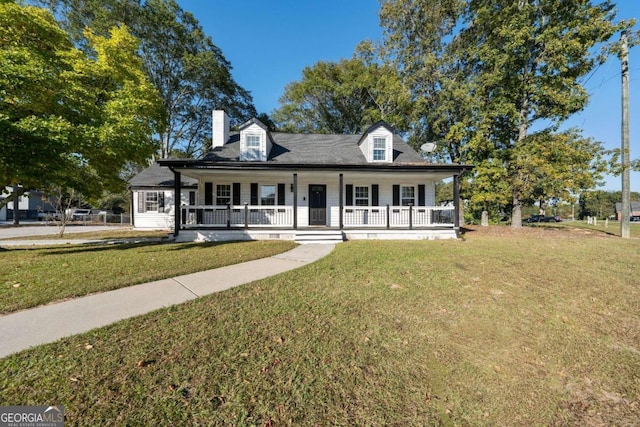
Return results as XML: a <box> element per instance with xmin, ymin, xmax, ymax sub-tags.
<box><xmin>0</xmin><ymin>240</ymin><xmax>296</xmax><ymax>313</ymax></box>
<box><xmin>1</xmin><ymin>227</ymin><xmax>638</xmax><ymax>426</ymax></box>
<box><xmin>526</xmin><ymin>219</ymin><xmax>640</xmax><ymax>238</ymax></box>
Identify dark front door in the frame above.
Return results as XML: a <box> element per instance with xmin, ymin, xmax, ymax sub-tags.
<box><xmin>309</xmin><ymin>184</ymin><xmax>327</xmax><ymax>226</ymax></box>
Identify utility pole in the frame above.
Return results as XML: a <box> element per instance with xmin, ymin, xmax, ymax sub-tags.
<box><xmin>621</xmin><ymin>31</ymin><xmax>631</xmax><ymax>239</ymax></box>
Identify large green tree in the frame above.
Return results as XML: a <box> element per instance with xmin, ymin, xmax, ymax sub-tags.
<box><xmin>463</xmin><ymin>0</ymin><xmax>629</xmax><ymax>227</ymax></box>
<box><xmin>36</xmin><ymin>0</ymin><xmax>256</xmax><ymax>157</ymax></box>
<box><xmin>0</xmin><ymin>0</ymin><xmax>162</xmax><ymax>213</ymax></box>
<box><xmin>469</xmin><ymin>128</ymin><xmax>608</xmax><ymax>218</ymax></box>
<box><xmin>272</xmin><ymin>55</ymin><xmax>410</xmax><ymax>134</ymax></box>
<box><xmin>378</xmin><ymin>0</ymin><xmax>632</xmax><ymax>227</ymax></box>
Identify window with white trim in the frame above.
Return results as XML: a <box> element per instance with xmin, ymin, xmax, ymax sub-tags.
<box><xmin>401</xmin><ymin>186</ymin><xmax>415</xmax><ymax>206</ymax></box>
<box><xmin>216</xmin><ymin>184</ymin><xmax>231</xmax><ymax>205</ymax></box>
<box><xmin>261</xmin><ymin>185</ymin><xmax>276</xmax><ymax>205</ymax></box>
<box><xmin>373</xmin><ymin>137</ymin><xmax>386</xmax><ymax>161</ymax></box>
<box><xmin>355</xmin><ymin>186</ymin><xmax>369</xmax><ymax>206</ymax></box>
<box><xmin>246</xmin><ymin>134</ymin><xmax>261</xmax><ymax>160</ymax></box>
<box><xmin>138</xmin><ymin>191</ymin><xmax>165</xmax><ymax>213</ymax></box>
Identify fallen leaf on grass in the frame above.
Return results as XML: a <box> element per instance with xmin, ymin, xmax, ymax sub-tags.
<box><xmin>136</xmin><ymin>359</ymin><xmax>156</xmax><ymax>368</ymax></box>
<box><xmin>69</xmin><ymin>377</ymin><xmax>81</xmax><ymax>382</ymax></box>
<box><xmin>260</xmin><ymin>358</ymin><xmax>281</xmax><ymax>373</ymax></box>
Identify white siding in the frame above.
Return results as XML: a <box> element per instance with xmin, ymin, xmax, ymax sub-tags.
<box><xmin>132</xmin><ymin>189</ymin><xmax>191</xmax><ymax>229</ymax></box>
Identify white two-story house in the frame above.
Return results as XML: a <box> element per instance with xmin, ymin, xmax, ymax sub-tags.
<box><xmin>130</xmin><ymin>111</ymin><xmax>471</xmax><ymax>242</ymax></box>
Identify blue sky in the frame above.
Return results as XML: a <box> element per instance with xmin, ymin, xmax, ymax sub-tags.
<box><xmin>179</xmin><ymin>0</ymin><xmax>639</xmax><ymax>192</ymax></box>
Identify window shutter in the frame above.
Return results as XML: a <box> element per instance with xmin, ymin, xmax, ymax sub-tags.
<box><xmin>393</xmin><ymin>185</ymin><xmax>400</xmax><ymax>206</ymax></box>
<box><xmin>159</xmin><ymin>192</ymin><xmax>165</xmax><ymax>211</ymax></box>
<box><xmin>138</xmin><ymin>192</ymin><xmax>145</xmax><ymax>213</ymax></box>
<box><xmin>233</xmin><ymin>183</ymin><xmax>241</xmax><ymax>205</ymax></box>
<box><xmin>345</xmin><ymin>184</ymin><xmax>353</xmax><ymax>206</ymax></box>
<box><xmin>418</xmin><ymin>184</ymin><xmax>426</xmax><ymax>206</ymax></box>
<box><xmin>189</xmin><ymin>191</ymin><xmax>196</xmax><ymax>205</ymax></box>
<box><xmin>277</xmin><ymin>183</ymin><xmax>285</xmax><ymax>205</ymax></box>
<box><xmin>372</xmin><ymin>184</ymin><xmax>379</xmax><ymax>206</ymax></box>
<box><xmin>250</xmin><ymin>183</ymin><xmax>258</xmax><ymax>205</ymax></box>
<box><xmin>204</xmin><ymin>182</ymin><xmax>213</xmax><ymax>205</ymax></box>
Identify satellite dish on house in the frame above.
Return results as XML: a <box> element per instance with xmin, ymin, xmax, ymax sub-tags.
<box><xmin>420</xmin><ymin>142</ymin><xmax>437</xmax><ymax>153</ymax></box>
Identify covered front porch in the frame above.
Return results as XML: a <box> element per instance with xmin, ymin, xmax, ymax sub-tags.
<box><xmin>162</xmin><ymin>163</ymin><xmax>467</xmax><ymax>241</ymax></box>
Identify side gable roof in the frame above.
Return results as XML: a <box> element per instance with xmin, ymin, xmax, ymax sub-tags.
<box><xmin>203</xmin><ymin>131</ymin><xmax>424</xmax><ymax>164</ymax></box>
<box><xmin>158</xmin><ymin>117</ymin><xmax>472</xmax><ymax>173</ymax></box>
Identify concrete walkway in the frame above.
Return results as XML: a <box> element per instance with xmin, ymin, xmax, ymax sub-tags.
<box><xmin>0</xmin><ymin>244</ymin><xmax>335</xmax><ymax>358</ymax></box>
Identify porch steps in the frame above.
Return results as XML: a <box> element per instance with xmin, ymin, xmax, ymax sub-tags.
<box><xmin>294</xmin><ymin>229</ymin><xmax>345</xmax><ymax>244</ymax></box>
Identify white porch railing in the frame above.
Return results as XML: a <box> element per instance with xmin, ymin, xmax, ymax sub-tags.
<box><xmin>343</xmin><ymin>205</ymin><xmax>455</xmax><ymax>227</ymax></box>
<box><xmin>181</xmin><ymin>205</ymin><xmax>293</xmax><ymax>228</ymax></box>
<box><xmin>179</xmin><ymin>204</ymin><xmax>454</xmax><ymax>229</ymax></box>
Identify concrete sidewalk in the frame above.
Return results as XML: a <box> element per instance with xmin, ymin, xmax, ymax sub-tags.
<box><xmin>0</xmin><ymin>244</ymin><xmax>335</xmax><ymax>358</ymax></box>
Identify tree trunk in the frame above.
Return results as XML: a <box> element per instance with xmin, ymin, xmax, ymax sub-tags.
<box><xmin>12</xmin><ymin>185</ymin><xmax>20</xmax><ymax>226</ymax></box>
<box><xmin>511</xmin><ymin>95</ymin><xmax>529</xmax><ymax>228</ymax></box>
<box><xmin>511</xmin><ymin>195</ymin><xmax>522</xmax><ymax>228</ymax></box>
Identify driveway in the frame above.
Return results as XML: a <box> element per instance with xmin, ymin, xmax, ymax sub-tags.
<box><xmin>0</xmin><ymin>222</ymin><xmax>131</xmax><ymax>239</ymax></box>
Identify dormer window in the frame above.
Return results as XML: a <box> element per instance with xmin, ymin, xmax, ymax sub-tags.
<box><xmin>373</xmin><ymin>137</ymin><xmax>387</xmax><ymax>161</ymax></box>
<box><xmin>246</xmin><ymin>134</ymin><xmax>261</xmax><ymax>160</ymax></box>
<box><xmin>239</xmin><ymin>118</ymin><xmax>271</xmax><ymax>161</ymax></box>
<box><xmin>359</xmin><ymin>121</ymin><xmax>394</xmax><ymax>163</ymax></box>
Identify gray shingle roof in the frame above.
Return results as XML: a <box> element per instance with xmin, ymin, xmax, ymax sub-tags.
<box><xmin>129</xmin><ymin>162</ymin><xmax>198</xmax><ymax>188</ymax></box>
<box><xmin>203</xmin><ymin>132</ymin><xmax>425</xmax><ymax>164</ymax></box>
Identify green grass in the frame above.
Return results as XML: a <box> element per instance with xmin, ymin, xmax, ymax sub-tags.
<box><xmin>526</xmin><ymin>219</ymin><xmax>640</xmax><ymax>238</ymax></box>
<box><xmin>0</xmin><ymin>240</ymin><xmax>296</xmax><ymax>313</ymax></box>
<box><xmin>1</xmin><ymin>228</ymin><xmax>638</xmax><ymax>426</ymax></box>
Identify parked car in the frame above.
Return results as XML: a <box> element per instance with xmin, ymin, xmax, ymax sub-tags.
<box><xmin>524</xmin><ymin>215</ymin><xmax>545</xmax><ymax>223</ymax></box>
<box><xmin>37</xmin><ymin>211</ymin><xmax>61</xmax><ymax>221</ymax></box>
<box><xmin>524</xmin><ymin>214</ymin><xmax>562</xmax><ymax>223</ymax></box>
<box><xmin>71</xmin><ymin>209</ymin><xmax>92</xmax><ymax>221</ymax></box>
